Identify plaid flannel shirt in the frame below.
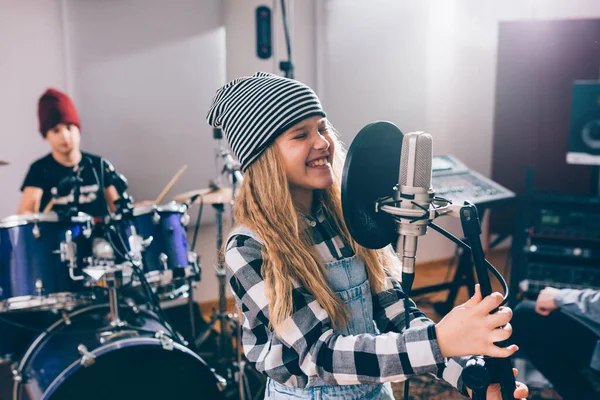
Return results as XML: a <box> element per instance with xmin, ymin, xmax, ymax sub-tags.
<box><xmin>225</xmin><ymin>208</ymin><xmax>468</xmax><ymax>394</ymax></box>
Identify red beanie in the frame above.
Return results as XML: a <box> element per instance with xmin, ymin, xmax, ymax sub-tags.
<box><xmin>38</xmin><ymin>88</ymin><xmax>81</xmax><ymax>137</ymax></box>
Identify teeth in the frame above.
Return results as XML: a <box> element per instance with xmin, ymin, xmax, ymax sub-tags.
<box><xmin>308</xmin><ymin>158</ymin><xmax>329</xmax><ymax>167</ymax></box>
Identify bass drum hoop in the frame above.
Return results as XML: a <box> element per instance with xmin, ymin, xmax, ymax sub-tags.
<box><xmin>12</xmin><ymin>303</ymin><xmax>163</xmax><ymax>398</ymax></box>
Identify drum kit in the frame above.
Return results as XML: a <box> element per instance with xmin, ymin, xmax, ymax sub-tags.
<box><xmin>0</xmin><ymin>150</ymin><xmax>263</xmax><ymax>400</ymax></box>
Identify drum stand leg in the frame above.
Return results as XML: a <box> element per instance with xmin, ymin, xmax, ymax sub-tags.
<box><xmin>194</xmin><ymin>204</ymin><xmax>231</xmax><ymax>359</ymax></box>
<box><xmin>194</xmin><ymin>204</ymin><xmax>264</xmax><ymax>400</ymax></box>
<box><xmin>108</xmin><ymin>287</ymin><xmax>123</xmax><ymax>327</ymax></box>
<box><xmin>188</xmin><ymin>276</ymin><xmax>197</xmax><ymax>339</ymax></box>
<box><xmin>106</xmin><ymin>270</ymin><xmax>126</xmax><ymax>327</ymax></box>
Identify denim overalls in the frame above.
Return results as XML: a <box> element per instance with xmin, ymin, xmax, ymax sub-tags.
<box><xmin>229</xmin><ymin>226</ymin><xmax>394</xmax><ymax>400</ymax></box>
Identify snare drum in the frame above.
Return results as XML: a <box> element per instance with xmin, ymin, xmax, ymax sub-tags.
<box><xmin>13</xmin><ymin>304</ymin><xmax>225</xmax><ymax>400</ymax></box>
<box><xmin>113</xmin><ymin>203</ymin><xmax>195</xmax><ymax>291</ymax></box>
<box><xmin>0</xmin><ymin>212</ymin><xmax>95</xmax><ymax>312</ymax></box>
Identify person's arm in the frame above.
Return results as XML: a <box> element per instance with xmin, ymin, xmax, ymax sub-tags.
<box><xmin>104</xmin><ymin>186</ymin><xmax>119</xmax><ymax>213</ymax></box>
<box><xmin>554</xmin><ymin>288</ymin><xmax>600</xmax><ymax>324</ymax></box>
<box><xmin>17</xmin><ymin>187</ymin><xmax>43</xmax><ymax>214</ymax></box>
<box><xmin>226</xmin><ymin>234</ymin><xmax>513</xmax><ymax>389</ymax></box>
<box><xmin>18</xmin><ymin>163</ymin><xmax>45</xmax><ymax>214</ymax></box>
<box><xmin>372</xmin><ymin>275</ymin><xmax>471</xmax><ymax>394</ymax></box>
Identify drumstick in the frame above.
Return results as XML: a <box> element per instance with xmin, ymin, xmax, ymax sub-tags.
<box><xmin>154</xmin><ymin>165</ymin><xmax>188</xmax><ymax>205</ymax></box>
<box><xmin>42</xmin><ymin>199</ymin><xmax>55</xmax><ymax>213</ymax></box>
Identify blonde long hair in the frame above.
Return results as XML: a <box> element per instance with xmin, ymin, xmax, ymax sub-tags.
<box><xmin>233</xmin><ymin>126</ymin><xmax>400</xmax><ymax>329</ymax></box>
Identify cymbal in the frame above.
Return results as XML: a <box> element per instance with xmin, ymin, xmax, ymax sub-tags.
<box><xmin>173</xmin><ymin>187</ymin><xmax>237</xmax><ymax>205</ymax></box>
<box><xmin>0</xmin><ymin>160</ymin><xmax>8</xmax><ymax>166</ymax></box>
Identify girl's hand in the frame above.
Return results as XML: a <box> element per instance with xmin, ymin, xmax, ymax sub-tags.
<box><xmin>468</xmin><ymin>368</ymin><xmax>529</xmax><ymax>399</ymax></box>
<box><xmin>436</xmin><ymin>284</ymin><xmax>518</xmax><ymax>358</ymax></box>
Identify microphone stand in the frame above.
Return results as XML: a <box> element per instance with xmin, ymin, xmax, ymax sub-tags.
<box><xmin>384</xmin><ymin>200</ymin><xmax>516</xmax><ymax>399</ymax></box>
<box><xmin>195</xmin><ymin>128</ymin><xmax>258</xmax><ymax>400</ymax></box>
<box><xmin>453</xmin><ymin>202</ymin><xmax>516</xmax><ymax>400</ymax></box>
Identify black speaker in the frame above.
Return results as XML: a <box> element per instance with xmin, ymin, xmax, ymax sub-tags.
<box><xmin>567</xmin><ymin>81</ymin><xmax>600</xmax><ymax>165</ymax></box>
<box><xmin>256</xmin><ymin>6</ymin><xmax>272</xmax><ymax>59</ymax></box>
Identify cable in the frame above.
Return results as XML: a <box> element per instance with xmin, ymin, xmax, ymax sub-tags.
<box><xmin>191</xmin><ymin>194</ymin><xmax>204</xmax><ymax>251</ymax></box>
<box><xmin>428</xmin><ymin>222</ymin><xmax>509</xmax><ymax>306</ymax></box>
<box><xmin>280</xmin><ymin>0</ymin><xmax>292</xmax><ymax>62</ymax></box>
<box><xmin>93</xmin><ymin>158</ymin><xmax>184</xmax><ymax>344</ymax></box>
<box><xmin>279</xmin><ymin>0</ymin><xmax>294</xmax><ymax>78</ymax></box>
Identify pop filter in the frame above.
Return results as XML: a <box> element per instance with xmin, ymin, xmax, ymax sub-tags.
<box><xmin>341</xmin><ymin>121</ymin><xmax>404</xmax><ymax>249</ymax></box>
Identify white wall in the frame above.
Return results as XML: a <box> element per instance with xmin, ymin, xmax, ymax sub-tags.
<box><xmin>64</xmin><ymin>0</ymin><xmax>227</xmax><ymax>301</ymax></box>
<box><xmin>225</xmin><ymin>0</ymin><xmax>317</xmax><ymax>88</ymax></box>
<box><xmin>321</xmin><ymin>0</ymin><xmax>600</xmax><ymax>263</ymax></box>
<box><xmin>0</xmin><ymin>0</ymin><xmax>67</xmax><ymax>217</ymax></box>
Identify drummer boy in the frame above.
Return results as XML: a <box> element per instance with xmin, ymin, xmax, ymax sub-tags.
<box><xmin>18</xmin><ymin>88</ymin><xmax>122</xmax><ymax>218</ymax></box>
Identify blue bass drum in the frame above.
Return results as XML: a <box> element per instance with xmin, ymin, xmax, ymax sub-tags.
<box><xmin>0</xmin><ymin>213</ymin><xmax>94</xmax><ymax>312</ymax></box>
<box><xmin>13</xmin><ymin>304</ymin><xmax>225</xmax><ymax>400</ymax></box>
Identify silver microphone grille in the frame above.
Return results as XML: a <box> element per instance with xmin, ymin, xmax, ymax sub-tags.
<box><xmin>399</xmin><ymin>132</ymin><xmax>433</xmax><ymax>189</ymax></box>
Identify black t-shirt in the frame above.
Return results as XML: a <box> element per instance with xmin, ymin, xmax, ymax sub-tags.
<box><xmin>21</xmin><ymin>152</ymin><xmax>119</xmax><ymax>217</ymax></box>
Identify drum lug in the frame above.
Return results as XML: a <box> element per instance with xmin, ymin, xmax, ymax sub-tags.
<box><xmin>180</xmin><ymin>212</ymin><xmax>190</xmax><ymax>227</ymax></box>
<box><xmin>212</xmin><ymin>369</ymin><xmax>227</xmax><ymax>392</ymax></box>
<box><xmin>160</xmin><ymin>253</ymin><xmax>169</xmax><ymax>270</ymax></box>
<box><xmin>35</xmin><ymin>279</ymin><xmax>44</xmax><ymax>296</ymax></box>
<box><xmin>152</xmin><ymin>211</ymin><xmax>161</xmax><ymax>225</ymax></box>
<box><xmin>32</xmin><ymin>222</ymin><xmax>40</xmax><ymax>239</ymax></box>
<box><xmin>125</xmin><ymin>298</ymin><xmax>140</xmax><ymax>313</ymax></box>
<box><xmin>155</xmin><ymin>331</ymin><xmax>174</xmax><ymax>351</ymax></box>
<box><xmin>77</xmin><ymin>344</ymin><xmax>96</xmax><ymax>367</ymax></box>
<box><xmin>128</xmin><ymin>225</ymin><xmax>153</xmax><ymax>262</ymax></box>
<box><xmin>56</xmin><ymin>230</ymin><xmax>78</xmax><ymax>270</ymax></box>
<box><xmin>83</xmin><ymin>221</ymin><xmax>92</xmax><ymax>238</ymax></box>
<box><xmin>12</xmin><ymin>369</ymin><xmax>23</xmax><ymax>383</ymax></box>
<box><xmin>187</xmin><ymin>251</ymin><xmax>201</xmax><ymax>281</ymax></box>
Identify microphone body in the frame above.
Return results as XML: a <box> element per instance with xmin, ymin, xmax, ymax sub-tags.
<box><xmin>214</xmin><ymin>127</ymin><xmax>244</xmax><ymax>183</ymax></box>
<box><xmin>220</xmin><ymin>150</ymin><xmax>244</xmax><ymax>184</ymax></box>
<box><xmin>395</xmin><ymin>132</ymin><xmax>434</xmax><ymax>293</ymax></box>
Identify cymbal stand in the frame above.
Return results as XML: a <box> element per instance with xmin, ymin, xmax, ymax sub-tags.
<box><xmin>195</xmin><ymin>130</ymin><xmax>259</xmax><ymax>399</ymax></box>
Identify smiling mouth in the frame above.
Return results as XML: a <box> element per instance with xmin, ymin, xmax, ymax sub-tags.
<box><xmin>306</xmin><ymin>157</ymin><xmax>330</xmax><ymax>168</ymax></box>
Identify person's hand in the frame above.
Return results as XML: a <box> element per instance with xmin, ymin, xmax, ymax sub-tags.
<box><xmin>467</xmin><ymin>368</ymin><xmax>529</xmax><ymax>399</ymax></box>
<box><xmin>535</xmin><ymin>287</ymin><xmax>561</xmax><ymax>316</ymax></box>
<box><xmin>436</xmin><ymin>284</ymin><xmax>518</xmax><ymax>358</ymax></box>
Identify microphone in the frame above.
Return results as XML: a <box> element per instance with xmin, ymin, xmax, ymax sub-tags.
<box><xmin>394</xmin><ymin>132</ymin><xmax>434</xmax><ymax>295</ymax></box>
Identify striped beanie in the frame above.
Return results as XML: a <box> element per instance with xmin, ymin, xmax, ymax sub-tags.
<box><xmin>206</xmin><ymin>72</ymin><xmax>326</xmax><ymax>172</ymax></box>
